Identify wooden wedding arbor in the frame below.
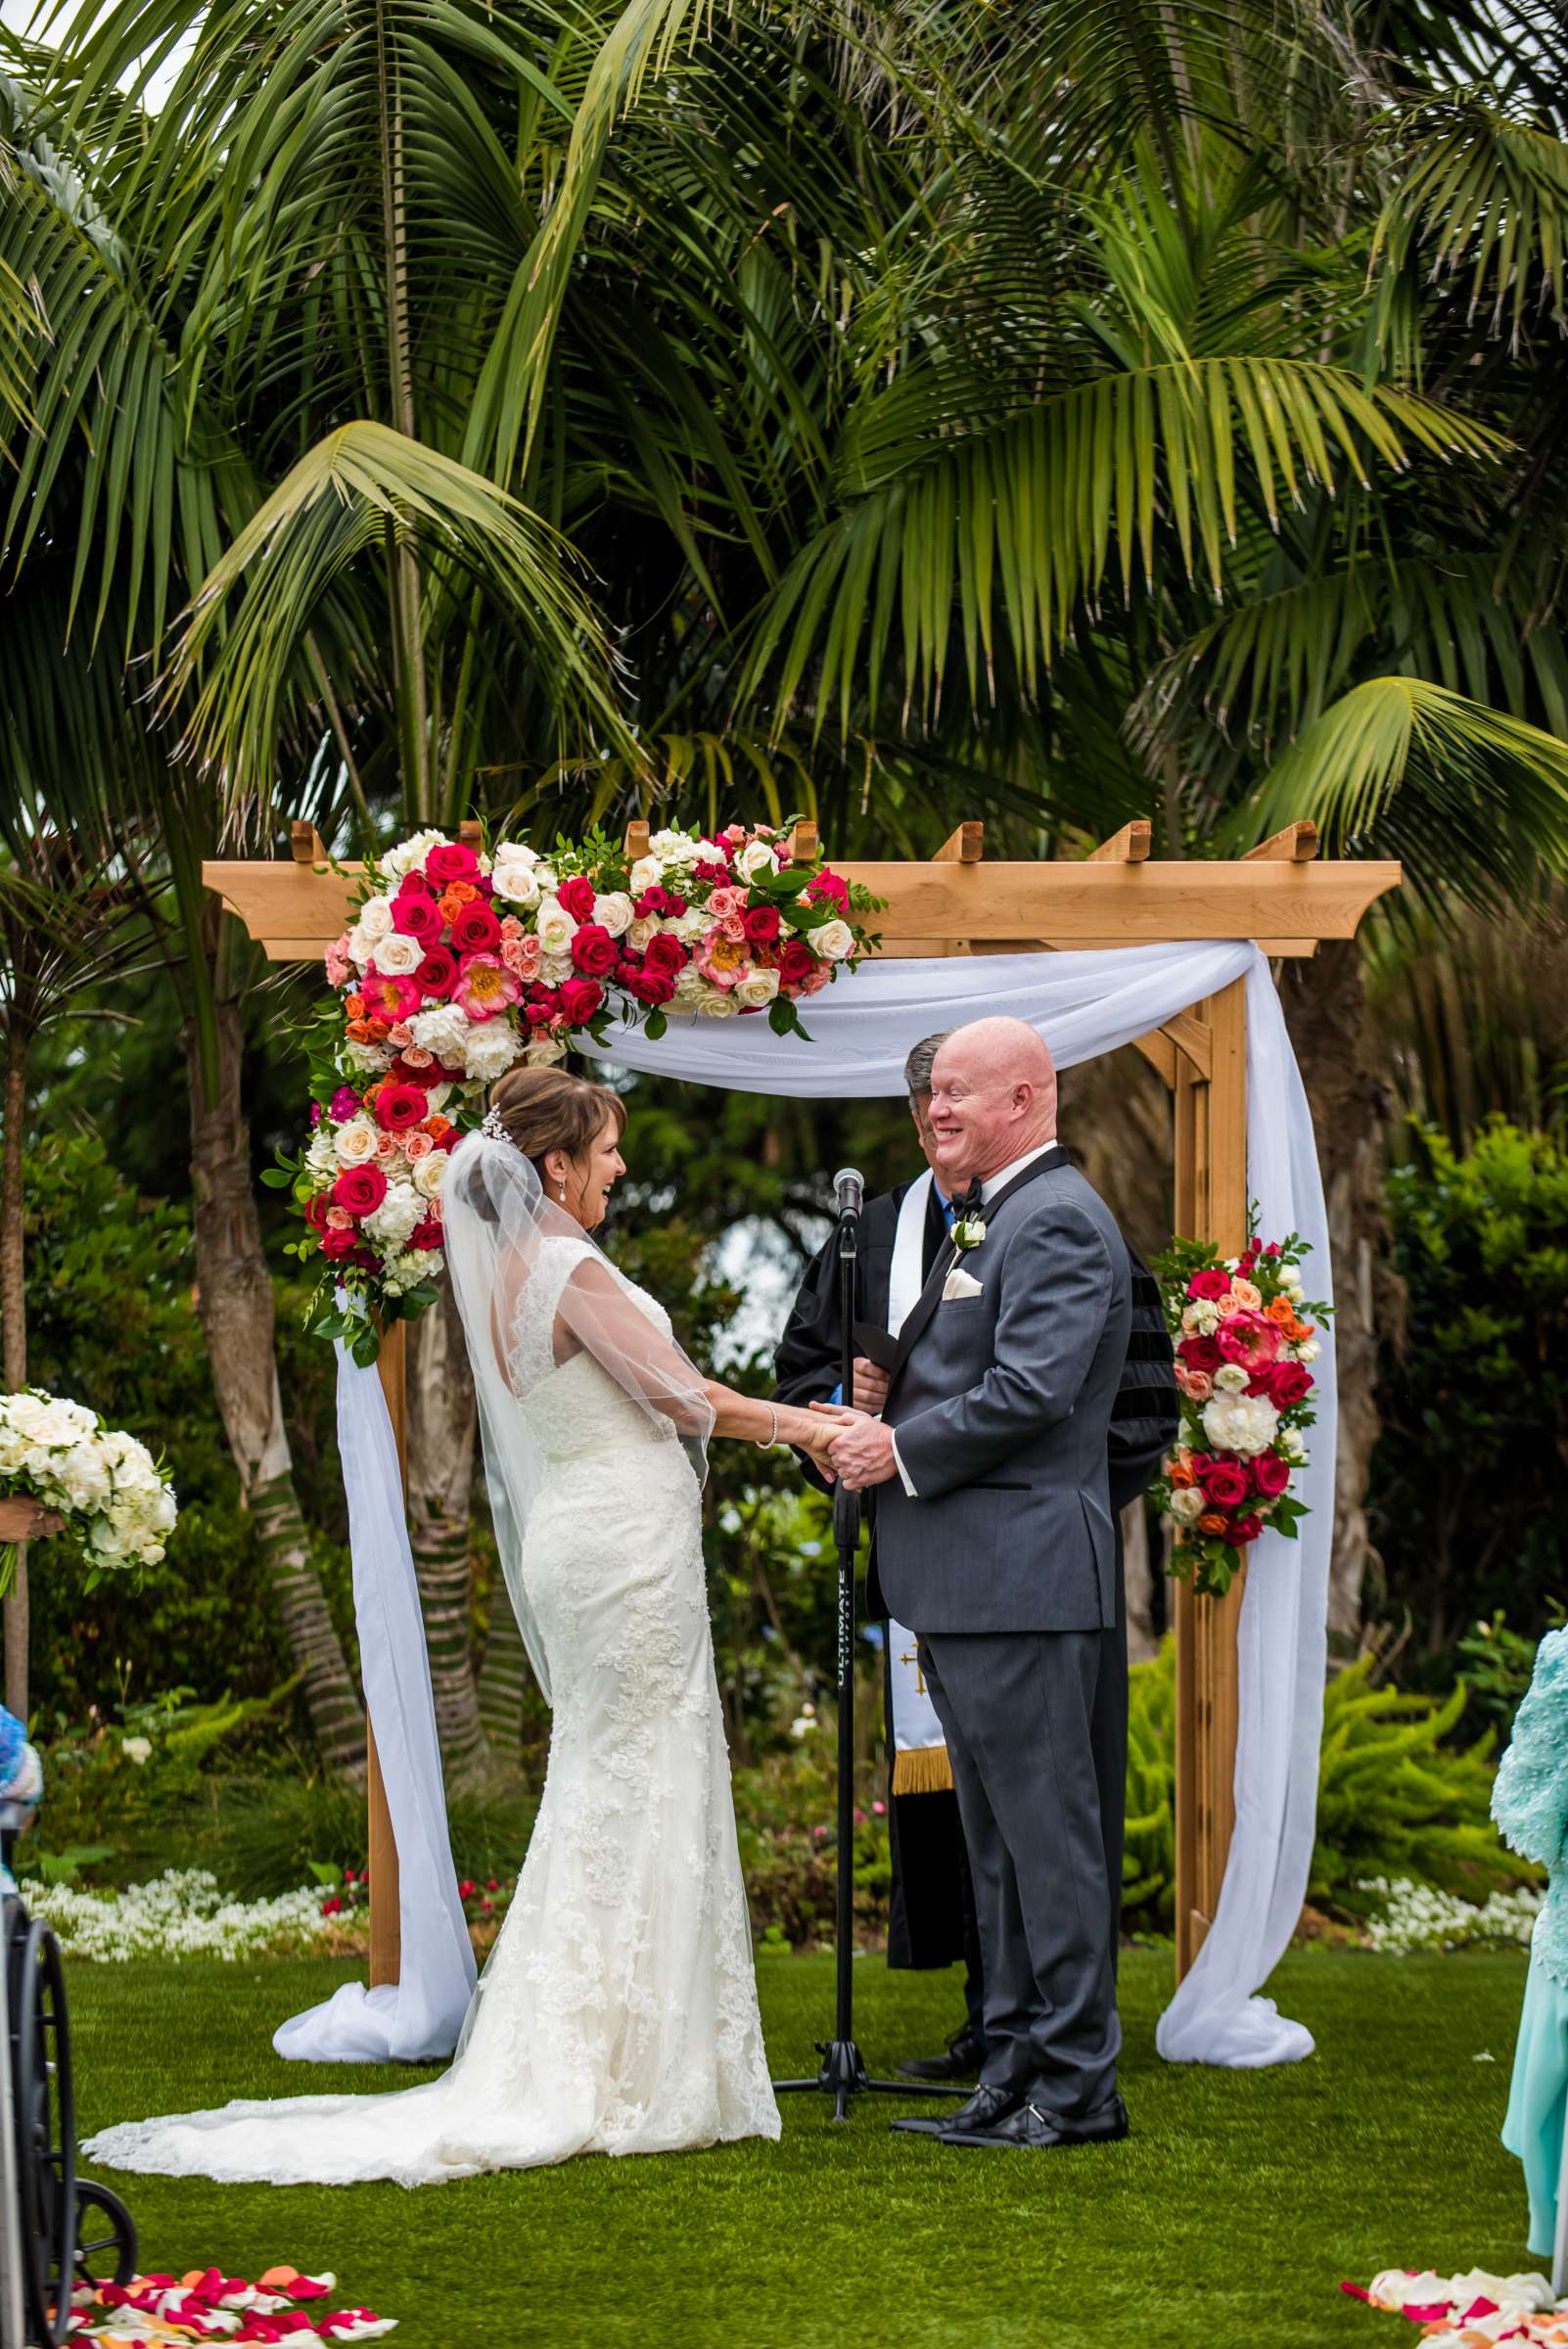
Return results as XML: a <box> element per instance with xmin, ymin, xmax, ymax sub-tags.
<box><xmin>206</xmin><ymin>815</ymin><xmax>1400</xmax><ymax>1991</ymax></box>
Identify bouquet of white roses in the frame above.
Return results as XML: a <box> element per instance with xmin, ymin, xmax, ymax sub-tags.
<box><xmin>0</xmin><ymin>1389</ymin><xmax>177</xmax><ymax>1590</ymax></box>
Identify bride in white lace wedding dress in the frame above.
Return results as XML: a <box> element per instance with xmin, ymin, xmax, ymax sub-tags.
<box><xmin>85</xmin><ymin>1070</ymin><xmax>838</xmax><ymax>2188</ymax></box>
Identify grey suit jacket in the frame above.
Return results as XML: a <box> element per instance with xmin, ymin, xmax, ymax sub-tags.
<box><xmin>875</xmin><ymin>1156</ymin><xmax>1132</xmax><ymax>1635</ymax></box>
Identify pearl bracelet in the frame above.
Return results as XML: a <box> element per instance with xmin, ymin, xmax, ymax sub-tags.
<box><xmin>754</xmin><ymin>1404</ymin><xmax>779</xmax><ymax>1450</ymax></box>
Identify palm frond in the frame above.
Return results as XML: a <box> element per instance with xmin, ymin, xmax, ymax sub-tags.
<box><xmin>1373</xmin><ymin>100</ymin><xmax>1568</xmax><ymax>348</ymax></box>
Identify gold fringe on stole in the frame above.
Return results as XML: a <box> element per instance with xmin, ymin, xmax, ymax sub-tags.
<box><xmin>892</xmin><ymin>1744</ymin><xmax>954</xmax><ymax>1796</ymax></box>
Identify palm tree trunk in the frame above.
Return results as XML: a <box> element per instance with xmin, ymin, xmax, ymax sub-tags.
<box><xmin>478</xmin><ymin>1590</ymin><xmax>531</xmax><ymax>1755</ymax></box>
<box><xmin>186</xmin><ymin>998</ymin><xmax>365</xmax><ymax>1775</ymax></box>
<box><xmin>2</xmin><ymin>1027</ymin><xmax>28</xmax><ymax>1715</ymax></box>
<box><xmin>405</xmin><ymin>1274</ymin><xmax>490</xmax><ymax>1780</ymax></box>
<box><xmin>1279</xmin><ymin>940</ymin><xmax>1397</xmax><ymax>1651</ymax></box>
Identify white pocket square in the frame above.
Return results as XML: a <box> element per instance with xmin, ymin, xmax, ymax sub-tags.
<box><xmin>942</xmin><ymin>1267</ymin><xmax>985</xmax><ymax>1301</ymax></box>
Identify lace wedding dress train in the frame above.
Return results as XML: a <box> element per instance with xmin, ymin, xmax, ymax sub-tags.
<box><xmin>84</xmin><ymin>1241</ymin><xmax>780</xmax><ymax>2187</ymax></box>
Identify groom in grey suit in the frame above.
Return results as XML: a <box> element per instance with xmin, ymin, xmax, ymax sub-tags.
<box><xmin>816</xmin><ymin>1016</ymin><xmax>1133</xmax><ymax>2150</ymax></box>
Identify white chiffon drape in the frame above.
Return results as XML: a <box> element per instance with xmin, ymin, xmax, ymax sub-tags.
<box><xmin>582</xmin><ymin>941</ymin><xmax>1333</xmax><ymax>2067</ymax></box>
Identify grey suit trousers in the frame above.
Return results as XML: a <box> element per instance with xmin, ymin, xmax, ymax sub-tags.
<box><xmin>920</xmin><ymin>1627</ymin><xmax>1121</xmax><ymax>2120</ymax></box>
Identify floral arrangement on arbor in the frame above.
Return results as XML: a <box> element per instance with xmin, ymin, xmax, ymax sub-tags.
<box><xmin>0</xmin><ymin>1389</ymin><xmax>176</xmax><ymax>1591</ymax></box>
<box><xmin>274</xmin><ymin>821</ymin><xmax>880</xmax><ymax>1357</ymax></box>
<box><xmin>1150</xmin><ymin>1228</ymin><xmax>1329</xmax><ymax>1596</ymax></box>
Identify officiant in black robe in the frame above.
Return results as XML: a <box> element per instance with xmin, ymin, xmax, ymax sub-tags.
<box><xmin>774</xmin><ymin>1034</ymin><xmax>1178</xmax><ymax>2079</ymax></box>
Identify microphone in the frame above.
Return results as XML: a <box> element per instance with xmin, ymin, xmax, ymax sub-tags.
<box><xmin>833</xmin><ymin>1166</ymin><xmax>864</xmax><ymax>1219</ymax></box>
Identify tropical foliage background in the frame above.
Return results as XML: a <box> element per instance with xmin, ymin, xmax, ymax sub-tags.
<box><xmin>1</xmin><ymin>0</ymin><xmax>1566</xmax><ymax>1922</ymax></box>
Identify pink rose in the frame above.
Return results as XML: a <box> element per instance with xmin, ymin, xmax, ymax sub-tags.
<box><xmin>400</xmin><ymin>1046</ymin><xmax>434</xmax><ymax>1069</ymax></box>
<box><xmin>387</xmin><ymin>1023</ymin><xmax>414</xmax><ymax>1049</ymax></box>
<box><xmin>325</xmin><ymin>934</ymin><xmax>352</xmax><ymax>988</ymax></box>
<box><xmin>500</xmin><ymin>934</ymin><xmax>542</xmax><ymax>980</ymax></box>
<box><xmin>805</xmin><ymin>867</ymin><xmax>850</xmax><ymax>913</ymax></box>
<box><xmin>707</xmin><ymin>886</ymin><xmax>746</xmax><ymax>920</ymax></box>
<box><xmin>499</xmin><ymin>915</ymin><xmax>524</xmax><ymax>940</ymax></box>
<box><xmin>392</xmin><ymin>893</ymin><xmax>442</xmax><ymax>945</ymax></box>
<box><xmin>1215</xmin><ymin>1310</ymin><xmax>1283</xmax><ymax>1370</ymax></box>
<box><xmin>375</xmin><ymin>1129</ymin><xmax>399</xmax><ymax>1162</ymax></box>
<box><xmin>1174</xmin><ymin>1362</ymin><xmax>1213</xmax><ymax>1403</ymax></box>
<box><xmin>402</xmin><ymin>1130</ymin><xmax>434</xmax><ymax>1162</ymax></box>
<box><xmin>325</xmin><ymin>1206</ymin><xmax>353</xmax><ymax>1230</ymax></box>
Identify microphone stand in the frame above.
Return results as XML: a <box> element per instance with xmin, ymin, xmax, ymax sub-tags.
<box><xmin>772</xmin><ymin>1184</ymin><xmax>967</xmax><ymax>2123</ymax></box>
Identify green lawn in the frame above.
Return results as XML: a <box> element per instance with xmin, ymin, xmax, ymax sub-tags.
<box><xmin>70</xmin><ymin>1946</ymin><xmax>1531</xmax><ymax>2349</ymax></box>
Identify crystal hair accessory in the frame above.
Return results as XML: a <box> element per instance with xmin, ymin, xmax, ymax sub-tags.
<box><xmin>480</xmin><ymin>1106</ymin><xmax>511</xmax><ymax>1144</ymax></box>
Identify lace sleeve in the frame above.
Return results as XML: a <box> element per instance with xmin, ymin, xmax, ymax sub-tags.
<box><xmin>557</xmin><ymin>1255</ymin><xmax>715</xmax><ymax>1442</ymax></box>
<box><xmin>1492</xmin><ymin>1628</ymin><xmax>1568</xmax><ymax>1873</ymax></box>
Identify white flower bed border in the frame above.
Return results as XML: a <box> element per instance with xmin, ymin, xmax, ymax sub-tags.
<box><xmin>19</xmin><ymin>1869</ymin><xmax>346</xmax><ymax>1962</ymax></box>
<box><xmin>1358</xmin><ymin>1874</ymin><xmax>1543</xmax><ymax>1956</ymax></box>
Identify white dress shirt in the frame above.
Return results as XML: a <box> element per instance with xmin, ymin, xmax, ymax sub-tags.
<box><xmin>889</xmin><ymin>1139</ymin><xmax>1058</xmax><ymax>1497</ymax></box>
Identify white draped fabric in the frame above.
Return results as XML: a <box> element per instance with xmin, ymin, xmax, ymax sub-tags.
<box><xmin>273</xmin><ymin>1341</ymin><xmax>477</xmax><ymax>2063</ymax></box>
<box><xmin>325</xmin><ymin>940</ymin><xmax>1328</xmax><ymax>2071</ymax></box>
<box><xmin>582</xmin><ymin>941</ymin><xmax>1331</xmax><ymax>2067</ymax></box>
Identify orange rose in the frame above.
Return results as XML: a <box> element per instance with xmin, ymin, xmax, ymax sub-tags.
<box><xmin>1287</xmin><ymin>1315</ymin><xmax>1314</xmax><ymax>1342</ymax></box>
<box><xmin>1266</xmin><ymin>1295</ymin><xmax>1296</xmax><ymax>1325</ymax></box>
<box><xmin>366</xmin><ymin>1018</ymin><xmax>390</xmax><ymax>1041</ymax></box>
<box><xmin>437</xmin><ymin>883</ymin><xmax>480</xmax><ymax>921</ymax></box>
<box><xmin>1169</xmin><ymin>1456</ymin><xmax>1199</xmax><ymax>1490</ymax></box>
<box><xmin>423</xmin><ymin>1117</ymin><xmax>454</xmax><ymax>1143</ymax></box>
<box><xmin>345</xmin><ymin>993</ymin><xmax>366</xmax><ymax>1020</ymax></box>
<box><xmin>1197</xmin><ymin>1512</ymin><xmax>1228</xmax><ymax>1536</ymax></box>
<box><xmin>346</xmin><ymin>1019</ymin><xmax>372</xmax><ymax>1042</ymax></box>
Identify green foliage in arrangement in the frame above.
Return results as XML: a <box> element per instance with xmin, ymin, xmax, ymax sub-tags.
<box><xmin>1373</xmin><ymin>1119</ymin><xmax>1568</xmax><ymax>1660</ymax></box>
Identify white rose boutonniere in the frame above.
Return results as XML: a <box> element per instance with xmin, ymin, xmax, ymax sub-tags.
<box><xmin>950</xmin><ymin>1213</ymin><xmax>987</xmax><ymax>1253</ymax></box>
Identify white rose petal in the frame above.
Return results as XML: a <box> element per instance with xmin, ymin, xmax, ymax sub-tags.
<box><xmin>1169</xmin><ymin>1486</ymin><xmax>1206</xmax><ymax>1524</ymax></box>
<box><xmin>1212</xmin><ymin>1362</ymin><xmax>1249</xmax><ymax>1394</ymax></box>
<box><xmin>333</xmin><ymin>1118</ymin><xmax>380</xmax><ymax>1168</ymax></box>
<box><xmin>737</xmin><ymin>838</ymin><xmax>779</xmax><ymax>881</ymax></box>
<box><xmin>734</xmin><ymin>967</ymin><xmax>781</xmax><ymax>1009</ymax></box>
<box><xmin>697</xmin><ymin>986</ymin><xmax>738</xmax><ymax>1018</ymax></box>
<box><xmin>412</xmin><ymin>1151</ymin><xmax>449</xmax><ymax>1200</ymax></box>
<box><xmin>812</xmin><ymin>917</ymin><xmax>854</xmax><ymax>963</ymax></box>
<box><xmin>371</xmin><ymin>930</ymin><xmax>424</xmax><ymax>978</ymax></box>
<box><xmin>534</xmin><ymin>898</ymin><xmax>578</xmax><ymax>957</ymax></box>
<box><xmin>593</xmin><ymin>891</ymin><xmax>635</xmax><ymax>938</ymax></box>
<box><xmin>626</xmin><ymin>915</ymin><xmax>659</xmax><ymax>952</ymax></box>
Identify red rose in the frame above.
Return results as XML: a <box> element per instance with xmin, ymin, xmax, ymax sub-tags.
<box><xmin>1177</xmin><ymin>1333</ymin><xmax>1222</xmax><ymax>1374</ymax></box>
<box><xmin>623</xmin><ymin>964</ymin><xmax>677</xmax><ymax>1008</ymax></box>
<box><xmin>1231</xmin><ymin>1514</ymin><xmax>1264</xmax><ymax>1544</ymax></box>
<box><xmin>1187</xmin><ymin>1268</ymin><xmax>1231</xmax><ymax>1302</ymax></box>
<box><xmin>1268</xmin><ymin>1359</ymin><xmax>1314</xmax><ymax>1408</ymax></box>
<box><xmin>1262</xmin><ymin>1241</ymin><xmax>1281</xmax><ymax>1259</ymax></box>
<box><xmin>525</xmin><ymin>990</ymin><xmax>561</xmax><ymax>1028</ymax></box>
<box><xmin>804</xmin><ymin>867</ymin><xmax>850</xmax><ymax>912</ymax></box>
<box><xmin>557</xmin><ymin>875</ymin><xmax>597</xmax><ymax>921</ymax></box>
<box><xmin>643</xmin><ymin>933</ymin><xmax>688</xmax><ymax>982</ymax></box>
<box><xmin>571</xmin><ymin>922</ymin><xmax>618</xmax><ymax>977</ymax></box>
<box><xmin>692</xmin><ymin>858</ymin><xmax>731</xmax><ymax>886</ymax></box>
<box><xmin>777</xmin><ymin>939</ymin><xmax>819</xmax><ymax>990</ymax></box>
<box><xmin>1253</xmin><ymin>1451</ymin><xmax>1291</xmax><ymax>1498</ymax></box>
<box><xmin>743</xmin><ymin>902</ymin><xmax>781</xmax><ymax>947</ymax></box>
<box><xmin>449</xmin><ymin>901</ymin><xmax>501</xmax><ymax>955</ymax></box>
<box><xmin>332</xmin><ymin>1164</ymin><xmax>389</xmax><ymax>1218</ymax></box>
<box><xmin>321</xmin><ymin>1225</ymin><xmax>358</xmax><ymax>1260</ymax></box>
<box><xmin>410</xmin><ymin>1217</ymin><xmax>444</xmax><ymax>1251</ymax></box>
<box><xmin>375</xmin><ymin>1082</ymin><xmax>429</xmax><ymax>1132</ymax></box>
<box><xmin>634</xmin><ymin>886</ymin><xmax>685</xmax><ymax>919</ymax></box>
<box><xmin>557</xmin><ymin>977</ymin><xmax>605</xmax><ymax>1025</ymax></box>
<box><xmin>424</xmin><ymin>842</ymin><xmax>480</xmax><ymax>885</ymax></box>
<box><xmin>415</xmin><ymin>945</ymin><xmax>458</xmax><ymax>997</ymax></box>
<box><xmin>392</xmin><ymin>894</ymin><xmax>442</xmax><ymax>945</ymax></box>
<box><xmin>304</xmin><ymin>1193</ymin><xmax>331</xmax><ymax>1232</ymax></box>
<box><xmin>1197</xmin><ymin>1458</ymin><xmax>1249</xmax><ymax>1508</ymax></box>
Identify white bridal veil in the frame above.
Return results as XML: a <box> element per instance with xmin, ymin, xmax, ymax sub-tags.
<box><xmin>440</xmin><ymin>1118</ymin><xmax>715</xmax><ymax>1706</ymax></box>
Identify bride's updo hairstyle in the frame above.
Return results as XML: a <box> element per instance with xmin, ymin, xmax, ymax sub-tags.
<box><xmin>487</xmin><ymin>1067</ymin><xmax>626</xmax><ymax>1195</ymax></box>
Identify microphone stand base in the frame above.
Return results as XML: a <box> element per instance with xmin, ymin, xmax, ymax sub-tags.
<box><xmin>773</xmin><ymin>2041</ymin><xmax>967</xmax><ymax>2125</ymax></box>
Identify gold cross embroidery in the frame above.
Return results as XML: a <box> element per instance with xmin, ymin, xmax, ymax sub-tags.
<box><xmin>899</xmin><ymin>1644</ymin><xmax>928</xmax><ymax>1696</ymax></box>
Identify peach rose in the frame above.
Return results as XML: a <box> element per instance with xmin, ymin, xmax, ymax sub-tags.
<box><xmin>1174</xmin><ymin>1363</ymin><xmax>1214</xmax><ymax>1403</ymax></box>
<box><xmin>403</xmin><ymin>1129</ymin><xmax>434</xmax><ymax>1161</ymax></box>
<box><xmin>501</xmin><ymin>934</ymin><xmax>543</xmax><ymax>980</ymax></box>
<box><xmin>1230</xmin><ymin>1278</ymin><xmax>1263</xmax><ymax>1312</ymax></box>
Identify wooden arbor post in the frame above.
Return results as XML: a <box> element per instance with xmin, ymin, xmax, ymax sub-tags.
<box><xmin>204</xmin><ymin>811</ymin><xmax>1395</xmax><ymax>1992</ymax></box>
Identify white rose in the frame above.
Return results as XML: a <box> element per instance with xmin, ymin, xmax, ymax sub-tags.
<box><xmin>1193</xmin><ymin>1301</ymin><xmax>1222</xmax><ymax>1337</ymax></box>
<box><xmin>1169</xmin><ymin>1486</ymin><xmax>1206</xmax><ymax>1524</ymax></box>
<box><xmin>379</xmin><ymin>829</ymin><xmax>446</xmax><ymax>882</ymax></box>
<box><xmin>491</xmin><ymin>846</ymin><xmax>542</xmax><ymax>907</ymax></box>
<box><xmin>60</xmin><ymin>1445</ymin><xmax>110</xmax><ymax>1507</ymax></box>
<box><xmin>672</xmin><ymin>965</ymin><xmax>707</xmax><ymax>1007</ymax></box>
<box><xmin>674</xmin><ymin>906</ymin><xmax>709</xmax><ymax>944</ymax></box>
<box><xmin>593</xmin><ymin>891</ymin><xmax>635</xmax><ymax>939</ymax></box>
<box><xmin>1212</xmin><ymin>1362</ymin><xmax>1249</xmax><ymax>1394</ymax></box>
<box><xmin>628</xmin><ymin>856</ymin><xmax>663</xmax><ymax>896</ymax></box>
<box><xmin>697</xmin><ymin>986</ymin><xmax>738</xmax><ymax>1018</ymax></box>
<box><xmin>0</xmin><ymin>1431</ymin><xmax>28</xmax><ymax>1472</ymax></box>
<box><xmin>626</xmin><ymin>915</ymin><xmax>659</xmax><ymax>952</ymax></box>
<box><xmin>540</xmin><ymin>952</ymin><xmax>574</xmax><ymax>988</ymax></box>
<box><xmin>534</xmin><ymin>898</ymin><xmax>578</xmax><ymax>957</ymax></box>
<box><xmin>333</xmin><ymin>1118</ymin><xmax>380</xmax><ymax>1167</ymax></box>
<box><xmin>812</xmin><ymin>917</ymin><xmax>854</xmax><ymax>963</ymax></box>
<box><xmin>408</xmin><ymin>1004</ymin><xmax>472</xmax><ymax>1064</ymax></box>
<box><xmin>734</xmin><ymin>967</ymin><xmax>780</xmax><ymax>1010</ymax></box>
<box><xmin>1281</xmin><ymin>1427</ymin><xmax>1308</xmax><ymax>1462</ymax></box>
<box><xmin>371</xmin><ymin>929</ymin><xmax>424</xmax><ymax>978</ymax></box>
<box><xmin>358</xmin><ymin>896</ymin><xmax>393</xmax><ymax>943</ymax></box>
<box><xmin>412</xmin><ymin>1151</ymin><xmax>449</xmax><ymax>1200</ymax></box>
<box><xmin>1298</xmin><ymin>1340</ymin><xmax>1320</xmax><ymax>1363</ymax></box>
<box><xmin>1200</xmin><ymin>1393</ymin><xmax>1281</xmax><ymax>1459</ymax></box>
<box><xmin>26</xmin><ymin>1406</ymin><xmax>80</xmax><ymax>1449</ymax></box>
<box><xmin>737</xmin><ymin>838</ymin><xmax>779</xmax><ymax>881</ymax></box>
<box><xmin>1280</xmin><ymin>1267</ymin><xmax>1304</xmax><ymax>1293</ymax></box>
<box><xmin>122</xmin><ymin>1735</ymin><xmax>152</xmax><ymax>1766</ymax></box>
<box><xmin>523</xmin><ymin>1036</ymin><xmax>568</xmax><ymax>1068</ymax></box>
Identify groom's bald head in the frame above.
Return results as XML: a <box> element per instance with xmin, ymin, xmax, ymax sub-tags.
<box><xmin>926</xmin><ymin>1018</ymin><xmax>1058</xmax><ymax>1186</ymax></box>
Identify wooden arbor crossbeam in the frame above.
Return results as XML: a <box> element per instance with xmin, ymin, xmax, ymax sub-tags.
<box><xmin>207</xmin><ymin>816</ymin><xmax>1399</xmax><ymax>1994</ymax></box>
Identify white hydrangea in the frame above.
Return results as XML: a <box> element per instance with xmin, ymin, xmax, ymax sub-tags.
<box><xmin>461</xmin><ymin>1023</ymin><xmax>521</xmax><ymax>1083</ymax></box>
<box><xmin>649</xmin><ymin>827</ymin><xmax>701</xmax><ymax>866</ymax></box>
<box><xmin>363</xmin><ymin>1181</ymin><xmax>424</xmax><ymax>1250</ymax></box>
<box><xmin>339</xmin><ymin>1039</ymin><xmax>393</xmax><ymax>1078</ymax></box>
<box><xmin>378</xmin><ymin>829</ymin><xmax>447</xmax><ymax>882</ymax></box>
<box><xmin>1200</xmin><ymin>1392</ymin><xmax>1280</xmax><ymax>1457</ymax></box>
<box><xmin>408</xmin><ymin>1004</ymin><xmax>472</xmax><ymax>1064</ymax></box>
<box><xmin>381</xmin><ymin>1248</ymin><xmax>445</xmax><ymax>1296</ymax></box>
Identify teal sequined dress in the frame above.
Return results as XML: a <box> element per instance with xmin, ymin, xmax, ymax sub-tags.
<box><xmin>1495</xmin><ymin>1627</ymin><xmax>1568</xmax><ymax>2254</ymax></box>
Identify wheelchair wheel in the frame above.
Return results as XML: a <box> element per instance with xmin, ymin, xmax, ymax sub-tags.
<box><xmin>74</xmin><ymin>2177</ymin><xmax>137</xmax><ymax>2289</ymax></box>
<box><xmin>10</xmin><ymin>1915</ymin><xmax>77</xmax><ymax>2347</ymax></box>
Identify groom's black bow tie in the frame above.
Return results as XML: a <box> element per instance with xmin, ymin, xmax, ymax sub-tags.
<box><xmin>953</xmin><ymin>1179</ymin><xmax>986</xmax><ymax>1220</ymax></box>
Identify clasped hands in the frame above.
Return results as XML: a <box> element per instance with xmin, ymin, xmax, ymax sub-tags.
<box><xmin>807</xmin><ymin>1356</ymin><xmax>899</xmax><ymax>1492</ymax></box>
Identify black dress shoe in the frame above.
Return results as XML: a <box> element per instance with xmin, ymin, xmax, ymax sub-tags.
<box><xmin>897</xmin><ymin>2030</ymin><xmax>985</xmax><ymax>2084</ymax></box>
<box><xmin>890</xmin><ymin>2081</ymin><xmax>1021</xmax><ymax>2139</ymax></box>
<box><xmin>939</xmin><ymin>2093</ymin><xmax>1129</xmax><ymax>2150</ymax></box>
